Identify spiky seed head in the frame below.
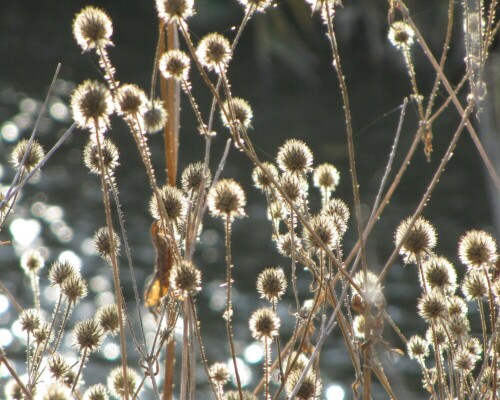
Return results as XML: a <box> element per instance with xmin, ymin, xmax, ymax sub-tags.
<box><xmin>156</xmin><ymin>0</ymin><xmax>194</xmax><ymax>22</ymax></box>
<box><xmin>71</xmin><ymin>80</ymin><xmax>114</xmax><ymax>132</ymax></box>
<box><xmin>285</xmin><ymin>369</ymin><xmax>322</xmax><ymax>400</ymax></box>
<box><xmin>407</xmin><ymin>335</ymin><xmax>429</xmax><ymax>360</ymax></box>
<box><xmin>209</xmin><ymin>362</ymin><xmax>230</xmax><ymax>385</ymax></box>
<box><xmin>313</xmin><ymin>163</ymin><xmax>340</xmax><ymax>192</ymax></box>
<box><xmin>33</xmin><ymin>322</ymin><xmax>52</xmax><ymax>345</ymax></box>
<box><xmin>181</xmin><ymin>162</ymin><xmax>211</xmax><ymax>194</ymax></box>
<box><xmin>83</xmin><ymin>138</ymin><xmax>119</xmax><ymax>174</ymax></box>
<box><xmin>208</xmin><ymin>179</ymin><xmax>246</xmax><ymax>220</ymax></box>
<box><xmin>276</xmin><ymin>233</ymin><xmax>302</xmax><ymax>258</ymax></box>
<box><xmin>237</xmin><ymin>0</ymin><xmax>273</xmax><ymax>13</ymax></box>
<box><xmin>481</xmin><ymin>367</ymin><xmax>499</xmax><ymax>393</ymax></box>
<box><xmin>196</xmin><ymin>33</ymin><xmax>231</xmax><ymax>72</ymax></box>
<box><xmin>284</xmin><ymin>351</ymin><xmax>310</xmax><ymax>373</ymax></box>
<box><xmin>41</xmin><ymin>383</ymin><xmax>72</xmax><ymax>400</ymax></box>
<box><xmin>62</xmin><ymin>369</ymin><xmax>78</xmax><ymax>390</ymax></box>
<box><xmin>425</xmin><ymin>325</ymin><xmax>450</xmax><ymax>350</ymax></box>
<box><xmin>220</xmin><ymin>98</ymin><xmax>253</xmax><ymax>129</ymax></box>
<box><xmin>249</xmin><ymin>307</ymin><xmax>280</xmax><ymax>341</ymax></box>
<box><xmin>462</xmin><ymin>270</ymin><xmax>489</xmax><ymax>301</ymax></box>
<box><xmin>321</xmin><ymin>198</ymin><xmax>350</xmax><ymax>223</ymax></box>
<box><xmin>279</xmin><ymin>171</ymin><xmax>308</xmax><ymax>205</ymax></box>
<box><xmin>19</xmin><ymin>308</ymin><xmax>42</xmax><ymax>333</ymax></box>
<box><xmin>422</xmin><ymin>255</ymin><xmax>457</xmax><ymax>293</ymax></box>
<box><xmin>267</xmin><ymin>200</ymin><xmax>287</xmax><ymax>222</ymax></box>
<box><xmin>61</xmin><ymin>274</ymin><xmax>88</xmax><ymax>304</ymax></box>
<box><xmin>149</xmin><ymin>185</ymin><xmax>187</xmax><ymax>223</ymax></box>
<box><xmin>73</xmin><ymin>6</ymin><xmax>113</xmax><ymax>51</ymax></box>
<box><xmin>159</xmin><ymin>50</ymin><xmax>190</xmax><ymax>81</ymax></box>
<box><xmin>93</xmin><ymin>227</ymin><xmax>121</xmax><ymax>262</ymax></box>
<box><xmin>5</xmin><ymin>379</ymin><xmax>24</xmax><ymax>400</ymax></box>
<box><xmin>458</xmin><ymin>230</ymin><xmax>498</xmax><ymax>269</ymax></box>
<box><xmin>447</xmin><ymin>315</ymin><xmax>470</xmax><ymax>338</ymax></box>
<box><xmin>257</xmin><ymin>267</ymin><xmax>287</xmax><ymax>303</ymax></box>
<box><xmin>447</xmin><ymin>296</ymin><xmax>468</xmax><ymax>317</ymax></box>
<box><xmin>277</xmin><ymin>139</ymin><xmax>313</xmax><ymax>174</ymax></box>
<box><xmin>224</xmin><ymin>391</ymin><xmax>258</xmax><ymax>400</ymax></box>
<box><xmin>49</xmin><ymin>260</ymin><xmax>79</xmax><ymax>287</ymax></box>
<box><xmin>143</xmin><ymin>99</ymin><xmax>168</xmax><ymax>134</ymax></box>
<box><xmin>394</xmin><ymin>216</ymin><xmax>437</xmax><ymax>263</ymax></box>
<box><xmin>48</xmin><ymin>353</ymin><xmax>71</xmax><ymax>380</ymax></box>
<box><xmin>107</xmin><ymin>367</ymin><xmax>140</xmax><ymax>399</ymax></box>
<box><xmin>417</xmin><ymin>291</ymin><xmax>447</xmax><ymax>322</ymax></box>
<box><xmin>84</xmin><ymin>384</ymin><xmax>109</xmax><ymax>400</ymax></box>
<box><xmin>10</xmin><ymin>139</ymin><xmax>45</xmax><ymax>173</ymax></box>
<box><xmin>116</xmin><ymin>84</ymin><xmax>147</xmax><ymax>116</ymax></box>
<box><xmin>252</xmin><ymin>162</ymin><xmax>279</xmax><ymax>191</ymax></box>
<box><xmin>20</xmin><ymin>249</ymin><xmax>44</xmax><ymax>274</ymax></box>
<box><xmin>303</xmin><ymin>215</ymin><xmax>338</xmax><ymax>253</ymax></box>
<box><xmin>464</xmin><ymin>337</ymin><xmax>482</xmax><ymax>357</ymax></box>
<box><xmin>388</xmin><ymin>21</ymin><xmax>415</xmax><ymax>50</ymax></box>
<box><xmin>454</xmin><ymin>349</ymin><xmax>476</xmax><ymax>372</ymax></box>
<box><xmin>97</xmin><ymin>304</ymin><xmax>122</xmax><ymax>335</ymax></box>
<box><xmin>73</xmin><ymin>318</ymin><xmax>105</xmax><ymax>353</ymax></box>
<box><xmin>170</xmin><ymin>260</ymin><xmax>202</xmax><ymax>298</ymax></box>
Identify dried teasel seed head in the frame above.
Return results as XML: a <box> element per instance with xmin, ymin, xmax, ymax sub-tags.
<box><xmin>447</xmin><ymin>295</ymin><xmax>468</xmax><ymax>317</ymax></box>
<box><xmin>159</xmin><ymin>49</ymin><xmax>190</xmax><ymax>82</ymax></box>
<box><xmin>422</xmin><ymin>255</ymin><xmax>457</xmax><ymax>293</ymax></box>
<box><xmin>156</xmin><ymin>0</ymin><xmax>194</xmax><ymax>23</ymax></box>
<box><xmin>277</xmin><ymin>139</ymin><xmax>313</xmax><ymax>175</ymax></box>
<box><xmin>257</xmin><ymin>267</ymin><xmax>287</xmax><ymax>303</ymax></box>
<box><xmin>407</xmin><ymin>335</ymin><xmax>429</xmax><ymax>360</ymax></box>
<box><xmin>464</xmin><ymin>337</ymin><xmax>482</xmax><ymax>358</ymax></box>
<box><xmin>209</xmin><ymin>362</ymin><xmax>230</xmax><ymax>386</ymax></box>
<box><xmin>73</xmin><ymin>6</ymin><xmax>113</xmax><ymax>51</ymax></box>
<box><xmin>19</xmin><ymin>308</ymin><xmax>42</xmax><ymax>333</ymax></box>
<box><xmin>321</xmin><ymin>198</ymin><xmax>350</xmax><ymax>224</ymax></box>
<box><xmin>394</xmin><ymin>216</ymin><xmax>437</xmax><ymax>264</ymax></box>
<box><xmin>285</xmin><ymin>369</ymin><xmax>322</xmax><ymax>400</ymax></box>
<box><xmin>388</xmin><ymin>21</ymin><xmax>415</xmax><ymax>50</ymax></box>
<box><xmin>20</xmin><ymin>249</ymin><xmax>44</xmax><ymax>275</ymax></box>
<box><xmin>107</xmin><ymin>366</ymin><xmax>141</xmax><ymax>399</ymax></box>
<box><xmin>150</xmin><ymin>185</ymin><xmax>187</xmax><ymax>223</ymax></box>
<box><xmin>426</xmin><ymin>325</ymin><xmax>450</xmax><ymax>351</ymax></box>
<box><xmin>302</xmin><ymin>214</ymin><xmax>338</xmax><ymax>253</ymax></box>
<box><xmin>71</xmin><ymin>80</ymin><xmax>114</xmax><ymax>133</ymax></box>
<box><xmin>249</xmin><ymin>307</ymin><xmax>280</xmax><ymax>341</ymax></box>
<box><xmin>208</xmin><ymin>179</ymin><xmax>246</xmax><ymax>220</ymax></box>
<box><xmin>49</xmin><ymin>260</ymin><xmax>79</xmax><ymax>287</ymax></box>
<box><xmin>279</xmin><ymin>171</ymin><xmax>308</xmax><ymax>205</ymax></box>
<box><xmin>313</xmin><ymin>163</ymin><xmax>340</xmax><ymax>193</ymax></box>
<box><xmin>143</xmin><ymin>99</ymin><xmax>168</xmax><ymax>134</ymax></box>
<box><xmin>454</xmin><ymin>349</ymin><xmax>477</xmax><ymax>372</ymax></box>
<box><xmin>5</xmin><ymin>379</ymin><xmax>25</xmax><ymax>400</ymax></box>
<box><xmin>417</xmin><ymin>291</ymin><xmax>447</xmax><ymax>322</ymax></box>
<box><xmin>83</xmin><ymin>138</ymin><xmax>119</xmax><ymax>175</ymax></box>
<box><xmin>61</xmin><ymin>273</ymin><xmax>88</xmax><ymax>304</ymax></box>
<box><xmin>97</xmin><ymin>304</ymin><xmax>122</xmax><ymax>335</ymax></box>
<box><xmin>447</xmin><ymin>314</ymin><xmax>470</xmax><ymax>338</ymax></box>
<box><xmin>237</xmin><ymin>0</ymin><xmax>273</xmax><ymax>13</ymax></box>
<box><xmin>48</xmin><ymin>353</ymin><xmax>71</xmax><ymax>380</ymax></box>
<box><xmin>33</xmin><ymin>322</ymin><xmax>52</xmax><ymax>345</ymax></box>
<box><xmin>41</xmin><ymin>383</ymin><xmax>72</xmax><ymax>400</ymax></box>
<box><xmin>73</xmin><ymin>318</ymin><xmax>104</xmax><ymax>353</ymax></box>
<box><xmin>252</xmin><ymin>162</ymin><xmax>279</xmax><ymax>191</ymax></box>
<box><xmin>276</xmin><ymin>233</ymin><xmax>302</xmax><ymax>258</ymax></box>
<box><xmin>170</xmin><ymin>260</ymin><xmax>202</xmax><ymax>298</ymax></box>
<box><xmin>220</xmin><ymin>98</ymin><xmax>253</xmax><ymax>129</ymax></box>
<box><xmin>458</xmin><ymin>230</ymin><xmax>498</xmax><ymax>269</ymax></box>
<box><xmin>93</xmin><ymin>227</ymin><xmax>121</xmax><ymax>262</ymax></box>
<box><xmin>116</xmin><ymin>84</ymin><xmax>147</xmax><ymax>116</ymax></box>
<box><xmin>462</xmin><ymin>269</ymin><xmax>489</xmax><ymax>301</ymax></box>
<box><xmin>11</xmin><ymin>139</ymin><xmax>45</xmax><ymax>173</ymax></box>
<box><xmin>83</xmin><ymin>384</ymin><xmax>109</xmax><ymax>400</ymax></box>
<box><xmin>196</xmin><ymin>33</ymin><xmax>231</xmax><ymax>72</ymax></box>
<box><xmin>181</xmin><ymin>162</ymin><xmax>211</xmax><ymax>194</ymax></box>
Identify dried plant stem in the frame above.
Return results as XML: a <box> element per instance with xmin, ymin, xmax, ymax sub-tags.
<box><xmin>53</xmin><ymin>302</ymin><xmax>73</xmax><ymax>353</ymax></box>
<box><xmin>0</xmin><ymin>281</ymin><xmax>22</xmax><ymax>313</ymax></box>
<box><xmin>72</xmin><ymin>348</ymin><xmax>88</xmax><ymax>394</ymax></box>
<box><xmin>0</xmin><ymin>351</ymin><xmax>34</xmax><ymax>400</ymax></box>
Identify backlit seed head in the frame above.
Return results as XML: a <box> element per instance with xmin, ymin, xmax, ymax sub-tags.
<box><xmin>353</xmin><ymin>315</ymin><xmax>365</xmax><ymax>339</ymax></box>
<box><xmin>447</xmin><ymin>295</ymin><xmax>468</xmax><ymax>317</ymax></box>
<box><xmin>97</xmin><ymin>304</ymin><xmax>122</xmax><ymax>335</ymax></box>
<box><xmin>422</xmin><ymin>255</ymin><xmax>457</xmax><ymax>293</ymax></box>
<box><xmin>279</xmin><ymin>171</ymin><xmax>308</xmax><ymax>205</ymax></box>
<box><xmin>267</xmin><ymin>200</ymin><xmax>287</xmax><ymax>222</ymax></box>
<box><xmin>249</xmin><ymin>307</ymin><xmax>280</xmax><ymax>341</ymax></box>
<box><xmin>209</xmin><ymin>362</ymin><xmax>230</xmax><ymax>385</ymax></box>
<box><xmin>388</xmin><ymin>21</ymin><xmax>415</xmax><ymax>50</ymax></box>
<box><xmin>159</xmin><ymin>50</ymin><xmax>190</xmax><ymax>81</ymax></box>
<box><xmin>20</xmin><ymin>249</ymin><xmax>44</xmax><ymax>274</ymax></box>
<box><xmin>276</xmin><ymin>233</ymin><xmax>302</xmax><ymax>258</ymax></box>
<box><xmin>321</xmin><ymin>198</ymin><xmax>350</xmax><ymax>224</ymax></box>
<box><xmin>49</xmin><ymin>260</ymin><xmax>79</xmax><ymax>287</ymax></box>
<box><xmin>41</xmin><ymin>383</ymin><xmax>72</xmax><ymax>400</ymax></box>
<box><xmin>303</xmin><ymin>215</ymin><xmax>338</xmax><ymax>253</ymax></box>
<box><xmin>462</xmin><ymin>270</ymin><xmax>488</xmax><ymax>301</ymax></box>
<box><xmin>84</xmin><ymin>384</ymin><xmax>109</xmax><ymax>400</ymax></box>
<box><xmin>48</xmin><ymin>353</ymin><xmax>70</xmax><ymax>380</ymax></box>
<box><xmin>407</xmin><ymin>335</ymin><xmax>429</xmax><ymax>360</ymax></box>
<box><xmin>83</xmin><ymin>138</ymin><xmax>119</xmax><ymax>174</ymax></box>
<box><xmin>93</xmin><ymin>227</ymin><xmax>121</xmax><ymax>262</ymax></box>
<box><xmin>73</xmin><ymin>6</ymin><xmax>113</xmax><ymax>51</ymax></box>
<box><xmin>394</xmin><ymin>216</ymin><xmax>437</xmax><ymax>263</ymax></box>
<box><xmin>61</xmin><ymin>274</ymin><xmax>88</xmax><ymax>304</ymax></box>
<box><xmin>313</xmin><ymin>163</ymin><xmax>339</xmax><ymax>192</ymax></box>
<box><xmin>417</xmin><ymin>291</ymin><xmax>447</xmax><ymax>322</ymax></box>
<box><xmin>237</xmin><ymin>0</ymin><xmax>273</xmax><ymax>13</ymax></box>
<box><xmin>208</xmin><ymin>179</ymin><xmax>246</xmax><ymax>220</ymax></box>
<box><xmin>454</xmin><ymin>349</ymin><xmax>476</xmax><ymax>372</ymax></box>
<box><xmin>224</xmin><ymin>391</ymin><xmax>257</xmax><ymax>400</ymax></box>
<box><xmin>5</xmin><ymin>379</ymin><xmax>25</xmax><ymax>400</ymax></box>
<box><xmin>150</xmin><ymin>185</ymin><xmax>187</xmax><ymax>223</ymax></box>
<box><xmin>71</xmin><ymin>80</ymin><xmax>114</xmax><ymax>132</ymax></box>
<box><xmin>426</xmin><ymin>325</ymin><xmax>450</xmax><ymax>351</ymax></box>
<box><xmin>19</xmin><ymin>308</ymin><xmax>42</xmax><ymax>333</ymax></box>
<box><xmin>170</xmin><ymin>260</ymin><xmax>202</xmax><ymax>298</ymax></box>
<box><xmin>156</xmin><ymin>0</ymin><xmax>194</xmax><ymax>22</ymax></box>
<box><xmin>284</xmin><ymin>351</ymin><xmax>309</xmax><ymax>373</ymax></box>
<box><xmin>252</xmin><ymin>162</ymin><xmax>279</xmax><ymax>191</ymax></box>
<box><xmin>464</xmin><ymin>337</ymin><xmax>482</xmax><ymax>357</ymax></box>
<box><xmin>107</xmin><ymin>367</ymin><xmax>140</xmax><ymax>399</ymax></box>
<box><xmin>257</xmin><ymin>267</ymin><xmax>287</xmax><ymax>303</ymax></box>
<box><xmin>458</xmin><ymin>230</ymin><xmax>498</xmax><ymax>269</ymax></box>
<box><xmin>33</xmin><ymin>322</ymin><xmax>52</xmax><ymax>345</ymax></box>
<box><xmin>285</xmin><ymin>369</ymin><xmax>322</xmax><ymax>400</ymax></box>
<box><xmin>181</xmin><ymin>162</ymin><xmax>211</xmax><ymax>194</ymax></box>
<box><xmin>447</xmin><ymin>315</ymin><xmax>470</xmax><ymax>338</ymax></box>
<box><xmin>73</xmin><ymin>318</ymin><xmax>104</xmax><ymax>352</ymax></box>
<box><xmin>480</xmin><ymin>367</ymin><xmax>499</xmax><ymax>392</ymax></box>
<box><xmin>220</xmin><ymin>98</ymin><xmax>253</xmax><ymax>129</ymax></box>
<box><xmin>11</xmin><ymin>139</ymin><xmax>45</xmax><ymax>173</ymax></box>
<box><xmin>143</xmin><ymin>99</ymin><xmax>168</xmax><ymax>134</ymax></box>
<box><xmin>116</xmin><ymin>84</ymin><xmax>147</xmax><ymax>116</ymax></box>
<box><xmin>196</xmin><ymin>33</ymin><xmax>231</xmax><ymax>72</ymax></box>
<box><xmin>277</xmin><ymin>139</ymin><xmax>313</xmax><ymax>174</ymax></box>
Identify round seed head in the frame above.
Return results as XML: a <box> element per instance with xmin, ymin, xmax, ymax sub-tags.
<box><xmin>237</xmin><ymin>0</ymin><xmax>273</xmax><ymax>13</ymax></box>
<box><xmin>313</xmin><ymin>163</ymin><xmax>339</xmax><ymax>192</ymax></box>
<box><xmin>181</xmin><ymin>162</ymin><xmax>211</xmax><ymax>194</ymax></box>
<box><xmin>83</xmin><ymin>138</ymin><xmax>119</xmax><ymax>174</ymax></box>
<box><xmin>116</xmin><ymin>84</ymin><xmax>147</xmax><ymax>116</ymax></box>
<box><xmin>48</xmin><ymin>353</ymin><xmax>71</xmax><ymax>380</ymax></box>
<box><xmin>41</xmin><ymin>383</ymin><xmax>72</xmax><ymax>400</ymax></box>
<box><xmin>159</xmin><ymin>50</ymin><xmax>190</xmax><ymax>81</ymax></box>
<box><xmin>425</xmin><ymin>325</ymin><xmax>450</xmax><ymax>351</ymax></box>
<box><xmin>462</xmin><ymin>269</ymin><xmax>489</xmax><ymax>301</ymax></box>
<box><xmin>156</xmin><ymin>0</ymin><xmax>194</xmax><ymax>22</ymax></box>
<box><xmin>209</xmin><ymin>362</ymin><xmax>230</xmax><ymax>385</ymax></box>
<box><xmin>454</xmin><ymin>349</ymin><xmax>476</xmax><ymax>373</ymax></box>
<box><xmin>257</xmin><ymin>267</ymin><xmax>287</xmax><ymax>303</ymax></box>
<box><xmin>170</xmin><ymin>260</ymin><xmax>202</xmax><ymax>298</ymax></box>
<box><xmin>480</xmin><ymin>367</ymin><xmax>500</xmax><ymax>393</ymax></box>
<box><xmin>33</xmin><ymin>322</ymin><xmax>52</xmax><ymax>345</ymax></box>
<box><xmin>49</xmin><ymin>260</ymin><xmax>79</xmax><ymax>287</ymax></box>
<box><xmin>284</xmin><ymin>351</ymin><xmax>309</xmax><ymax>373</ymax></box>
<box><xmin>61</xmin><ymin>274</ymin><xmax>88</xmax><ymax>304</ymax></box>
<box><xmin>417</xmin><ymin>291</ymin><xmax>447</xmax><ymax>322</ymax></box>
<box><xmin>93</xmin><ymin>227</ymin><xmax>121</xmax><ymax>262</ymax></box>
<box><xmin>19</xmin><ymin>308</ymin><xmax>42</xmax><ymax>333</ymax></box>
<box><xmin>73</xmin><ymin>318</ymin><xmax>104</xmax><ymax>352</ymax></box>
<box><xmin>285</xmin><ymin>369</ymin><xmax>322</xmax><ymax>400</ymax></box>
<box><xmin>302</xmin><ymin>214</ymin><xmax>338</xmax><ymax>253</ymax></box>
<box><xmin>20</xmin><ymin>249</ymin><xmax>44</xmax><ymax>274</ymax></box>
<box><xmin>276</xmin><ymin>233</ymin><xmax>302</xmax><ymax>258</ymax></box>
<box><xmin>388</xmin><ymin>21</ymin><xmax>415</xmax><ymax>50</ymax></box>
<box><xmin>277</xmin><ymin>139</ymin><xmax>313</xmax><ymax>174</ymax></box>
<box><xmin>71</xmin><ymin>80</ymin><xmax>114</xmax><ymax>132</ymax></box>
<box><xmin>321</xmin><ymin>198</ymin><xmax>350</xmax><ymax>224</ymax></box>
<box><xmin>252</xmin><ymin>162</ymin><xmax>279</xmax><ymax>191</ymax></box>
<box><xmin>267</xmin><ymin>200</ymin><xmax>287</xmax><ymax>222</ymax></box>
<box><xmin>394</xmin><ymin>216</ymin><xmax>437</xmax><ymax>263</ymax></box>
<box><xmin>249</xmin><ymin>307</ymin><xmax>280</xmax><ymax>341</ymax></box>
<box><xmin>464</xmin><ymin>337</ymin><xmax>482</xmax><ymax>357</ymax></box>
<box><xmin>97</xmin><ymin>304</ymin><xmax>122</xmax><ymax>335</ymax></box>
<box><xmin>207</xmin><ymin>179</ymin><xmax>246</xmax><ymax>220</ymax></box>
<box><xmin>447</xmin><ymin>315</ymin><xmax>470</xmax><ymax>338</ymax></box>
<box><xmin>107</xmin><ymin>366</ymin><xmax>140</xmax><ymax>399</ymax></box>
<box><xmin>11</xmin><ymin>139</ymin><xmax>45</xmax><ymax>173</ymax></box>
<box><xmin>407</xmin><ymin>335</ymin><xmax>429</xmax><ymax>360</ymax></box>
<box><xmin>279</xmin><ymin>171</ymin><xmax>308</xmax><ymax>205</ymax></box>
<box><xmin>143</xmin><ymin>99</ymin><xmax>168</xmax><ymax>134</ymax></box>
<box><xmin>220</xmin><ymin>98</ymin><xmax>253</xmax><ymax>129</ymax></box>
<box><xmin>196</xmin><ymin>33</ymin><xmax>231</xmax><ymax>72</ymax></box>
<box><xmin>84</xmin><ymin>384</ymin><xmax>109</xmax><ymax>400</ymax></box>
<box><xmin>422</xmin><ymin>255</ymin><xmax>457</xmax><ymax>293</ymax></box>
<box><xmin>73</xmin><ymin>6</ymin><xmax>113</xmax><ymax>51</ymax></box>
<box><xmin>447</xmin><ymin>295</ymin><xmax>468</xmax><ymax>317</ymax></box>
<box><xmin>458</xmin><ymin>230</ymin><xmax>498</xmax><ymax>269</ymax></box>
<box><xmin>5</xmin><ymin>379</ymin><xmax>25</xmax><ymax>400</ymax></box>
<box><xmin>150</xmin><ymin>185</ymin><xmax>187</xmax><ymax>223</ymax></box>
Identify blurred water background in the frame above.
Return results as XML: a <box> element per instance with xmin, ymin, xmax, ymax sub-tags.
<box><xmin>0</xmin><ymin>1</ymin><xmax>499</xmax><ymax>398</ymax></box>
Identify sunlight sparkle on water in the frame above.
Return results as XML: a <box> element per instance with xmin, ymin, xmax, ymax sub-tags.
<box><xmin>50</xmin><ymin>101</ymin><xmax>70</xmax><ymax>122</ymax></box>
<box><xmin>244</xmin><ymin>342</ymin><xmax>264</xmax><ymax>364</ymax></box>
<box><xmin>227</xmin><ymin>357</ymin><xmax>251</xmax><ymax>387</ymax></box>
<box><xmin>0</xmin><ymin>328</ymin><xmax>13</xmax><ymax>346</ymax></box>
<box><xmin>1</xmin><ymin>121</ymin><xmax>19</xmax><ymax>142</ymax></box>
<box><xmin>10</xmin><ymin>218</ymin><xmax>41</xmax><ymax>246</ymax></box>
<box><xmin>326</xmin><ymin>384</ymin><xmax>345</xmax><ymax>400</ymax></box>
<box><xmin>58</xmin><ymin>251</ymin><xmax>82</xmax><ymax>269</ymax></box>
<box><xmin>103</xmin><ymin>342</ymin><xmax>120</xmax><ymax>360</ymax></box>
<box><xmin>0</xmin><ymin>295</ymin><xmax>9</xmax><ymax>314</ymax></box>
